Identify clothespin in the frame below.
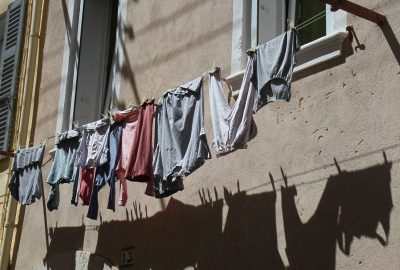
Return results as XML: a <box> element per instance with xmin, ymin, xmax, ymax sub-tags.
<box><xmin>209</xmin><ymin>62</ymin><xmax>218</xmax><ymax>74</ymax></box>
<box><xmin>246</xmin><ymin>47</ymin><xmax>256</xmax><ymax>55</ymax></box>
<box><xmin>73</xmin><ymin>121</ymin><xmax>80</xmax><ymax>130</ymax></box>
<box><xmin>287</xmin><ymin>19</ymin><xmax>294</xmax><ymax>30</ymax></box>
<box><xmin>40</xmin><ymin>138</ymin><xmax>46</xmax><ymax>147</ymax></box>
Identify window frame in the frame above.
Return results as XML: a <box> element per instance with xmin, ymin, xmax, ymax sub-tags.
<box><xmin>56</xmin><ymin>0</ymin><xmax>127</xmax><ymax>134</ymax></box>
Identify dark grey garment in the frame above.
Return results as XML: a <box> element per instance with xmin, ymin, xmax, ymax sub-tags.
<box><xmin>9</xmin><ymin>145</ymin><xmax>45</xmax><ymax>205</ymax></box>
<box><xmin>153</xmin><ymin>76</ymin><xmax>211</xmax><ymax>198</ymax></box>
<box><xmin>253</xmin><ymin>29</ymin><xmax>300</xmax><ymax>112</ymax></box>
<box><xmin>47</xmin><ymin>130</ymin><xmax>80</xmax><ymax>211</ymax></box>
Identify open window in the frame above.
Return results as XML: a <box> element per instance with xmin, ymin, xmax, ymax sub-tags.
<box><xmin>229</xmin><ymin>0</ymin><xmax>348</xmax><ymax>91</ymax></box>
<box><xmin>56</xmin><ymin>0</ymin><xmax>120</xmax><ymax>132</ymax></box>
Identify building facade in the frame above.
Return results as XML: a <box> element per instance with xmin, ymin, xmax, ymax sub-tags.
<box><xmin>0</xmin><ymin>0</ymin><xmax>399</xmax><ymax>269</ymax></box>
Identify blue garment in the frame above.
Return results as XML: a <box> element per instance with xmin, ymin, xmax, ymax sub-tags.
<box><xmin>87</xmin><ymin>124</ymin><xmax>122</xmax><ymax>220</ymax></box>
<box><xmin>47</xmin><ymin>130</ymin><xmax>80</xmax><ymax>211</ymax></box>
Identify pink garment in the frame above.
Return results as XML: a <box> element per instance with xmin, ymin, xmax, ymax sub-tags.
<box><xmin>125</xmin><ymin>100</ymin><xmax>154</xmax><ymax>196</ymax></box>
<box><xmin>114</xmin><ymin>108</ymin><xmax>139</xmax><ymax>206</ymax></box>
<box><xmin>79</xmin><ymin>167</ymin><xmax>95</xmax><ymax>206</ymax></box>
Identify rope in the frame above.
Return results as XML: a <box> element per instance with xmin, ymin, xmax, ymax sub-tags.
<box><xmin>295</xmin><ymin>9</ymin><xmax>333</xmax><ymax>31</ymax></box>
<box><xmin>295</xmin><ymin>9</ymin><xmax>326</xmax><ymax>29</ymax></box>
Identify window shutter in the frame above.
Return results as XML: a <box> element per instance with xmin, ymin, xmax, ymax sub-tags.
<box><xmin>0</xmin><ymin>0</ymin><xmax>26</xmax><ymax>151</ymax></box>
<box><xmin>257</xmin><ymin>0</ymin><xmax>287</xmax><ymax>44</ymax></box>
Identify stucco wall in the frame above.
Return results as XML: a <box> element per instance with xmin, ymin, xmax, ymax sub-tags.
<box><xmin>14</xmin><ymin>0</ymin><xmax>400</xmax><ymax>269</ymax></box>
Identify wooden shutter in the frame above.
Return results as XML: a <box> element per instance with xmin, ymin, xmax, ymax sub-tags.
<box><xmin>0</xmin><ymin>0</ymin><xmax>26</xmax><ymax>151</ymax></box>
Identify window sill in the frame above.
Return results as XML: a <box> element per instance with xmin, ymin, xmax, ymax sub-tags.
<box><xmin>226</xmin><ymin>31</ymin><xmax>349</xmax><ymax>97</ymax></box>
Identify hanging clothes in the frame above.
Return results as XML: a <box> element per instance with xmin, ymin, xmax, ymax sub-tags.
<box><xmin>75</xmin><ymin>118</ymin><xmax>111</xmax><ymax>206</ymax></box>
<box><xmin>113</xmin><ymin>107</ymin><xmax>140</xmax><ymax>206</ymax></box>
<box><xmin>47</xmin><ymin>130</ymin><xmax>80</xmax><ymax>211</ymax></box>
<box><xmin>78</xmin><ymin>167</ymin><xmax>95</xmax><ymax>205</ymax></box>
<box><xmin>87</xmin><ymin>123</ymin><xmax>122</xmax><ymax>219</ymax></box>
<box><xmin>75</xmin><ymin>118</ymin><xmax>111</xmax><ymax>168</ymax></box>
<box><xmin>125</xmin><ymin>100</ymin><xmax>154</xmax><ymax>196</ymax></box>
<box><xmin>253</xmin><ymin>29</ymin><xmax>300</xmax><ymax>113</ymax></box>
<box><xmin>153</xmin><ymin>77</ymin><xmax>211</xmax><ymax>198</ymax></box>
<box><xmin>209</xmin><ymin>54</ymin><xmax>257</xmax><ymax>156</ymax></box>
<box><xmin>9</xmin><ymin>145</ymin><xmax>45</xmax><ymax>205</ymax></box>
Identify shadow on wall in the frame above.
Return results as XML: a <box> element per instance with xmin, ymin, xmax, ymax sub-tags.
<box><xmin>43</xmin><ymin>155</ymin><xmax>393</xmax><ymax>269</ymax></box>
<box><xmin>279</xmin><ymin>153</ymin><xmax>393</xmax><ymax>270</ymax></box>
<box><xmin>380</xmin><ymin>19</ymin><xmax>400</xmax><ymax>66</ymax></box>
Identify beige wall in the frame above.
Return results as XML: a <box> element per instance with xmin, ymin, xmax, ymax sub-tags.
<box><xmin>13</xmin><ymin>0</ymin><xmax>400</xmax><ymax>269</ymax></box>
<box><xmin>0</xmin><ymin>0</ymin><xmax>14</xmax><ymax>15</ymax></box>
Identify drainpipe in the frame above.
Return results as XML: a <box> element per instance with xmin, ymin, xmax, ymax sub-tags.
<box><xmin>0</xmin><ymin>0</ymin><xmax>45</xmax><ymax>269</ymax></box>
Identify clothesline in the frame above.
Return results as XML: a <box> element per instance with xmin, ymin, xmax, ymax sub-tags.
<box><xmin>1</xmin><ymin>135</ymin><xmax>56</xmax><ymax>157</ymax></box>
<box><xmin>6</xmin><ymin>11</ymin><xmax>329</xmax><ymax>219</ymax></box>
<box><xmin>294</xmin><ymin>9</ymin><xmax>331</xmax><ymax>31</ymax></box>
<box><xmin>0</xmin><ymin>10</ymin><xmax>333</xmax><ymax>159</ymax></box>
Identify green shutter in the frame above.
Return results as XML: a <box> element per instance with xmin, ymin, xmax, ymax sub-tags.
<box><xmin>0</xmin><ymin>0</ymin><xmax>26</xmax><ymax>151</ymax></box>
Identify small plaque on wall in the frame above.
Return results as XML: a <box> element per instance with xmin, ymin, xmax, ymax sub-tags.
<box><xmin>120</xmin><ymin>246</ymin><xmax>135</xmax><ymax>268</ymax></box>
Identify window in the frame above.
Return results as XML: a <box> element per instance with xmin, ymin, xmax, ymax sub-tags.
<box><xmin>0</xmin><ymin>0</ymin><xmax>26</xmax><ymax>151</ymax></box>
<box><xmin>73</xmin><ymin>0</ymin><xmax>118</xmax><ymax>125</ymax></box>
<box><xmin>57</xmin><ymin>0</ymin><xmax>121</xmax><ymax>132</ymax></box>
<box><xmin>295</xmin><ymin>0</ymin><xmax>326</xmax><ymax>45</ymax></box>
<box><xmin>257</xmin><ymin>0</ymin><xmax>326</xmax><ymax>46</ymax></box>
<box><xmin>230</xmin><ymin>0</ymin><xmax>347</xmax><ymax>81</ymax></box>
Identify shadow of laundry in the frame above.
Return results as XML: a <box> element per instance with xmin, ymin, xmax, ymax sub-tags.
<box><xmin>280</xmin><ymin>153</ymin><xmax>393</xmax><ymax>270</ymax></box>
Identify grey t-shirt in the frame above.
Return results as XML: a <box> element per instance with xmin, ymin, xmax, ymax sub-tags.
<box><xmin>254</xmin><ymin>29</ymin><xmax>300</xmax><ymax>112</ymax></box>
<box><xmin>9</xmin><ymin>145</ymin><xmax>45</xmax><ymax>205</ymax></box>
<box><xmin>153</xmin><ymin>76</ymin><xmax>211</xmax><ymax>198</ymax></box>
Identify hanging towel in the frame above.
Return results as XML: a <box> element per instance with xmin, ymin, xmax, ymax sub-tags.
<box><xmin>253</xmin><ymin>29</ymin><xmax>300</xmax><ymax>112</ymax></box>
<box><xmin>47</xmin><ymin>130</ymin><xmax>80</xmax><ymax>211</ymax></box>
<box><xmin>153</xmin><ymin>77</ymin><xmax>211</xmax><ymax>198</ymax></box>
<box><xmin>9</xmin><ymin>145</ymin><xmax>45</xmax><ymax>205</ymax></box>
<box><xmin>209</xmin><ymin>54</ymin><xmax>257</xmax><ymax>156</ymax></box>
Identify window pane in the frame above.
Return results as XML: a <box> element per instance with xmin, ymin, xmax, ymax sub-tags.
<box><xmin>296</xmin><ymin>0</ymin><xmax>326</xmax><ymax>44</ymax></box>
<box><xmin>258</xmin><ymin>0</ymin><xmax>286</xmax><ymax>45</ymax></box>
<box><xmin>74</xmin><ymin>0</ymin><xmax>114</xmax><ymax>125</ymax></box>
